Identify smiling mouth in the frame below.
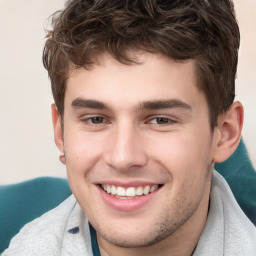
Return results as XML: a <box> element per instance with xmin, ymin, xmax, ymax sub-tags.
<box><xmin>100</xmin><ymin>184</ymin><xmax>162</xmax><ymax>199</ymax></box>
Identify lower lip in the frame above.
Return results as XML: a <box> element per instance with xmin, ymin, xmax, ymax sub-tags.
<box><xmin>97</xmin><ymin>186</ymin><xmax>160</xmax><ymax>212</ymax></box>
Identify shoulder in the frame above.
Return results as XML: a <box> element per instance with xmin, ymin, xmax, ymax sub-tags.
<box><xmin>2</xmin><ymin>195</ymin><xmax>78</xmax><ymax>255</ymax></box>
<box><xmin>195</xmin><ymin>171</ymin><xmax>256</xmax><ymax>255</ymax></box>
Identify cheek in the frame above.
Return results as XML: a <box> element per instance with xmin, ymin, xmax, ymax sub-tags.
<box><xmin>64</xmin><ymin>129</ymin><xmax>105</xmax><ymax>176</ymax></box>
<box><xmin>63</xmin><ymin>130</ymin><xmax>105</xmax><ymax>206</ymax></box>
<box><xmin>148</xmin><ymin>131</ymin><xmax>212</xmax><ymax>180</ymax></box>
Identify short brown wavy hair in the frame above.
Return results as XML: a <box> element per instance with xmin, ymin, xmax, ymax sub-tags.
<box><xmin>43</xmin><ymin>0</ymin><xmax>240</xmax><ymax>129</ymax></box>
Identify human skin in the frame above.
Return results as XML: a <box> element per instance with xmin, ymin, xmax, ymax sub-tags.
<box><xmin>52</xmin><ymin>52</ymin><xmax>243</xmax><ymax>256</ymax></box>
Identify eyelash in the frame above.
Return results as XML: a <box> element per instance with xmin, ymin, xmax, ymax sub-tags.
<box><xmin>80</xmin><ymin>115</ymin><xmax>177</xmax><ymax>129</ymax></box>
<box><xmin>81</xmin><ymin>116</ymin><xmax>108</xmax><ymax>126</ymax></box>
<box><xmin>147</xmin><ymin>117</ymin><xmax>177</xmax><ymax>125</ymax></box>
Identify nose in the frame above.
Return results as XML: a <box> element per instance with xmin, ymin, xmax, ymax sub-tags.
<box><xmin>104</xmin><ymin>123</ymin><xmax>148</xmax><ymax>171</ymax></box>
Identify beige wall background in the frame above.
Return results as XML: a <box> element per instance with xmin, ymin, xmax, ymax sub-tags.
<box><xmin>0</xmin><ymin>0</ymin><xmax>255</xmax><ymax>184</ymax></box>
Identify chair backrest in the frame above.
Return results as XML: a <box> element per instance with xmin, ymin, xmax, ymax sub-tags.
<box><xmin>0</xmin><ymin>177</ymin><xmax>71</xmax><ymax>252</ymax></box>
<box><xmin>215</xmin><ymin>139</ymin><xmax>256</xmax><ymax>226</ymax></box>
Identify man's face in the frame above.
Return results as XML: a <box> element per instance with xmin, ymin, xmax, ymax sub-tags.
<box><xmin>57</xmin><ymin>53</ymin><xmax>220</xmax><ymax>248</ymax></box>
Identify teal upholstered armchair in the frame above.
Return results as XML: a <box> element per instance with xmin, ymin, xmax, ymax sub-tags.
<box><xmin>0</xmin><ymin>139</ymin><xmax>256</xmax><ymax>253</ymax></box>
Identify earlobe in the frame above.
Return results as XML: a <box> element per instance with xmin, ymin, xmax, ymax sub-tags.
<box><xmin>51</xmin><ymin>104</ymin><xmax>65</xmax><ymax>155</ymax></box>
<box><xmin>213</xmin><ymin>101</ymin><xmax>244</xmax><ymax>163</ymax></box>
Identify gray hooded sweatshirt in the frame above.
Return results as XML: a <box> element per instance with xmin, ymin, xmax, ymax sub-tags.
<box><xmin>3</xmin><ymin>170</ymin><xmax>256</xmax><ymax>255</ymax></box>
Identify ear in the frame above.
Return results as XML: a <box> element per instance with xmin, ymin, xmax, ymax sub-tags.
<box><xmin>51</xmin><ymin>104</ymin><xmax>65</xmax><ymax>163</ymax></box>
<box><xmin>213</xmin><ymin>101</ymin><xmax>244</xmax><ymax>163</ymax></box>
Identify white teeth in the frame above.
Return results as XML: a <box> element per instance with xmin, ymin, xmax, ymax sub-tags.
<box><xmin>107</xmin><ymin>185</ymin><xmax>111</xmax><ymax>194</ymax></box>
<box><xmin>111</xmin><ymin>185</ymin><xmax>117</xmax><ymax>195</ymax></box>
<box><xmin>101</xmin><ymin>184</ymin><xmax>159</xmax><ymax>197</ymax></box>
<box><xmin>143</xmin><ymin>185</ymin><xmax>150</xmax><ymax>195</ymax></box>
<box><xmin>136</xmin><ymin>186</ymin><xmax>143</xmax><ymax>196</ymax></box>
<box><xmin>116</xmin><ymin>186</ymin><xmax>126</xmax><ymax>196</ymax></box>
<box><xmin>150</xmin><ymin>185</ymin><xmax>159</xmax><ymax>193</ymax></box>
<box><xmin>126</xmin><ymin>187</ymin><xmax>136</xmax><ymax>197</ymax></box>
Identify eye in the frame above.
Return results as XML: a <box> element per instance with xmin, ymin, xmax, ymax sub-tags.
<box><xmin>149</xmin><ymin>117</ymin><xmax>175</xmax><ymax>125</ymax></box>
<box><xmin>80</xmin><ymin>116</ymin><xmax>108</xmax><ymax>126</ymax></box>
<box><xmin>79</xmin><ymin>115</ymin><xmax>110</xmax><ymax>131</ymax></box>
<box><xmin>89</xmin><ymin>116</ymin><xmax>105</xmax><ymax>124</ymax></box>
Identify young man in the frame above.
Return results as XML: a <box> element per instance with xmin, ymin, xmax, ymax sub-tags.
<box><xmin>3</xmin><ymin>0</ymin><xmax>256</xmax><ymax>255</ymax></box>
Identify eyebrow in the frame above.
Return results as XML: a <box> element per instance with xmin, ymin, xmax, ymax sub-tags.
<box><xmin>72</xmin><ymin>98</ymin><xmax>110</xmax><ymax>110</ymax></box>
<box><xmin>138</xmin><ymin>99</ymin><xmax>192</xmax><ymax>111</ymax></box>
<box><xmin>71</xmin><ymin>98</ymin><xmax>192</xmax><ymax>112</ymax></box>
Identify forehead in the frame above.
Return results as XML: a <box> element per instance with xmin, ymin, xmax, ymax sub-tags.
<box><xmin>65</xmin><ymin>53</ymin><xmax>204</xmax><ymax>110</ymax></box>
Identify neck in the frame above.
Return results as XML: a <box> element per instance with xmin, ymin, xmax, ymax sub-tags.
<box><xmin>98</xmin><ymin>183</ymin><xmax>211</xmax><ymax>256</ymax></box>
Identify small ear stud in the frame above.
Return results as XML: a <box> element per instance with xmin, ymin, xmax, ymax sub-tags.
<box><xmin>59</xmin><ymin>154</ymin><xmax>66</xmax><ymax>164</ymax></box>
